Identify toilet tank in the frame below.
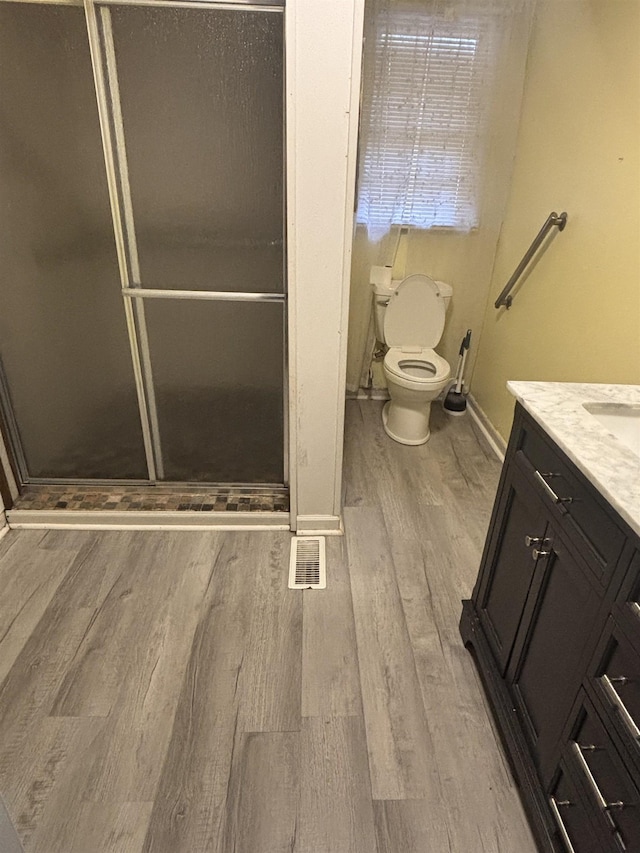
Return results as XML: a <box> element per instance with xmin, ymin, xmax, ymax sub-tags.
<box><xmin>370</xmin><ymin>266</ymin><xmax>396</xmax><ymax>342</ymax></box>
<box><xmin>372</xmin><ymin>282</ymin><xmax>398</xmax><ymax>341</ymax></box>
<box><xmin>435</xmin><ymin>280</ymin><xmax>453</xmax><ymax>313</ymax></box>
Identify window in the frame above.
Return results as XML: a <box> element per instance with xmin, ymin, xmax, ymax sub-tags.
<box><xmin>356</xmin><ymin>5</ymin><xmax>502</xmax><ymax>240</ymax></box>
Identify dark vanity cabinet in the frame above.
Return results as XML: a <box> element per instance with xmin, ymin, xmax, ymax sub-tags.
<box><xmin>460</xmin><ymin>403</ymin><xmax>640</xmax><ymax>852</ymax></box>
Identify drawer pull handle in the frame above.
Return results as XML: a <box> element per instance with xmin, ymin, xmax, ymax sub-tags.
<box><xmin>572</xmin><ymin>742</ymin><xmax>626</xmax><ymax>813</ymax></box>
<box><xmin>524</xmin><ymin>535</ymin><xmax>542</xmax><ymax>547</ymax></box>
<box><xmin>602</xmin><ymin>674</ymin><xmax>640</xmax><ymax>740</ymax></box>
<box><xmin>549</xmin><ymin>797</ymin><xmax>576</xmax><ymax>853</ymax></box>
<box><xmin>534</xmin><ymin>470</ymin><xmax>573</xmax><ymax>505</ymax></box>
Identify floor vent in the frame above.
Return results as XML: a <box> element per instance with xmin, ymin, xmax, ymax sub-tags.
<box><xmin>288</xmin><ymin>536</ymin><xmax>326</xmax><ymax>589</ymax></box>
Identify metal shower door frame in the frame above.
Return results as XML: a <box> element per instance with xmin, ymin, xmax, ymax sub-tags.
<box><xmin>84</xmin><ymin>0</ymin><xmax>288</xmax><ymax>486</ymax></box>
<box><xmin>85</xmin><ymin>0</ymin><xmax>160</xmax><ymax>481</ymax></box>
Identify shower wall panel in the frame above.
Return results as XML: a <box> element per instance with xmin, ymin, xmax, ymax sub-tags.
<box><xmin>0</xmin><ymin>4</ymin><xmax>148</xmax><ymax>479</ymax></box>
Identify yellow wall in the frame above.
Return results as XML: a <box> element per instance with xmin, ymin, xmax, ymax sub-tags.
<box><xmin>471</xmin><ymin>0</ymin><xmax>640</xmax><ymax>440</ymax></box>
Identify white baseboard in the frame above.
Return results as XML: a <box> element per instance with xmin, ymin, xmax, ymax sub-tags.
<box><xmin>294</xmin><ymin>515</ymin><xmax>343</xmax><ymax>536</ymax></box>
<box><xmin>467</xmin><ymin>394</ymin><xmax>507</xmax><ymax>462</ymax></box>
<box><xmin>0</xmin><ymin>524</ymin><xmax>9</xmax><ymax>542</ymax></box>
<box><xmin>346</xmin><ymin>389</ymin><xmax>390</xmax><ymax>401</ymax></box>
<box><xmin>7</xmin><ymin>510</ymin><xmax>290</xmax><ymax>532</ymax></box>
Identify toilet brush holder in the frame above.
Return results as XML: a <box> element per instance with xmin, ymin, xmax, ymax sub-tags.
<box><xmin>443</xmin><ymin>387</ymin><xmax>467</xmax><ymax>416</ymax></box>
<box><xmin>443</xmin><ymin>329</ymin><xmax>471</xmax><ymax>416</ymax></box>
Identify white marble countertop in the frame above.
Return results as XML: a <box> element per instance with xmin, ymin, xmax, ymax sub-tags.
<box><xmin>507</xmin><ymin>381</ymin><xmax>640</xmax><ymax>538</ymax></box>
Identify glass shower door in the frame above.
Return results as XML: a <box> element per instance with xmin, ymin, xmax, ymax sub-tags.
<box><xmin>0</xmin><ymin>2</ymin><xmax>149</xmax><ymax>481</ymax></box>
<box><xmin>0</xmin><ymin>0</ymin><xmax>285</xmax><ymax>488</ymax></box>
<box><xmin>91</xmin><ymin>0</ymin><xmax>286</xmax><ymax>484</ymax></box>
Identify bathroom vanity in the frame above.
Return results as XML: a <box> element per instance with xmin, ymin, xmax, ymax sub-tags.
<box><xmin>460</xmin><ymin>382</ymin><xmax>640</xmax><ymax>852</ymax></box>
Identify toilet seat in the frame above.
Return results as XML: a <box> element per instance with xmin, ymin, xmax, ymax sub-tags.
<box><xmin>384</xmin><ymin>347</ymin><xmax>450</xmax><ymax>384</ymax></box>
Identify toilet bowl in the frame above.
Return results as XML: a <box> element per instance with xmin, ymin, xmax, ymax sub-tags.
<box><xmin>376</xmin><ymin>274</ymin><xmax>451</xmax><ymax>445</ymax></box>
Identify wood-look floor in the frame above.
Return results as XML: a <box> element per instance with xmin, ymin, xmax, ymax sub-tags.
<box><xmin>0</xmin><ymin>401</ymin><xmax>537</xmax><ymax>852</ymax></box>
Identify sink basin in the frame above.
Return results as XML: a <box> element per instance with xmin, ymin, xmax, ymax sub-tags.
<box><xmin>583</xmin><ymin>403</ymin><xmax>640</xmax><ymax>457</ymax></box>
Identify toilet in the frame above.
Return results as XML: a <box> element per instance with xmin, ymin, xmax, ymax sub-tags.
<box><xmin>373</xmin><ymin>273</ymin><xmax>452</xmax><ymax>445</ymax></box>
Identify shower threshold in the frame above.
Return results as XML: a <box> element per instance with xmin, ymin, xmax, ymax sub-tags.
<box><xmin>11</xmin><ymin>484</ymin><xmax>289</xmax><ymax>514</ymax></box>
<box><xmin>7</xmin><ymin>484</ymin><xmax>290</xmax><ymax>530</ymax></box>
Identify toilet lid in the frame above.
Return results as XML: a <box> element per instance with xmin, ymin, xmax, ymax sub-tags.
<box><xmin>383</xmin><ymin>274</ymin><xmax>445</xmax><ymax>347</ymax></box>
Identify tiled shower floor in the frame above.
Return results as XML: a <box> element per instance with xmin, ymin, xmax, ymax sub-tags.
<box><xmin>13</xmin><ymin>485</ymin><xmax>289</xmax><ymax>513</ymax></box>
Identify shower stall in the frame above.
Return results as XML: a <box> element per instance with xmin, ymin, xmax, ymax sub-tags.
<box><xmin>0</xmin><ymin>0</ymin><xmax>286</xmax><ymax>498</ymax></box>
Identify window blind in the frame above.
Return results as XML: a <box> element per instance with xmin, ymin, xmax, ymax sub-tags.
<box><xmin>357</xmin><ymin>5</ymin><xmax>502</xmax><ymax>239</ymax></box>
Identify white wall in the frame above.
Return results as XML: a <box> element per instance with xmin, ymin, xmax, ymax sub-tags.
<box><xmin>286</xmin><ymin>0</ymin><xmax>365</xmax><ymax>532</ymax></box>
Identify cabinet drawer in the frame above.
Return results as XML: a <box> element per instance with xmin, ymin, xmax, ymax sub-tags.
<box><xmin>567</xmin><ymin>696</ymin><xmax>639</xmax><ymax>850</ymax></box>
<box><xmin>589</xmin><ymin>619</ymin><xmax>640</xmax><ymax>775</ymax></box>
<box><xmin>549</xmin><ymin>761</ymin><xmax>617</xmax><ymax>852</ymax></box>
<box><xmin>516</xmin><ymin>419</ymin><xmax>625</xmax><ymax>583</ymax></box>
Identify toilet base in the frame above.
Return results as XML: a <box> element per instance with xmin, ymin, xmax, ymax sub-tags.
<box><xmin>382</xmin><ymin>400</ymin><xmax>431</xmax><ymax>446</ymax></box>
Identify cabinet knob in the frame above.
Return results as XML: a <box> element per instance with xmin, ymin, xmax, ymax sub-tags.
<box><xmin>524</xmin><ymin>535</ymin><xmax>542</xmax><ymax>547</ymax></box>
<box><xmin>532</xmin><ymin>547</ymin><xmax>552</xmax><ymax>561</ymax></box>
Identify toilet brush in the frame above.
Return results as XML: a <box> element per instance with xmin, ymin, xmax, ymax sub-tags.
<box><xmin>443</xmin><ymin>329</ymin><xmax>472</xmax><ymax>415</ymax></box>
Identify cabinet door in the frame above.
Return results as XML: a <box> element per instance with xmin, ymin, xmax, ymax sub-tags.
<box><xmin>477</xmin><ymin>461</ymin><xmax>547</xmax><ymax>674</ymax></box>
<box><xmin>509</xmin><ymin>524</ymin><xmax>603</xmax><ymax>778</ymax></box>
